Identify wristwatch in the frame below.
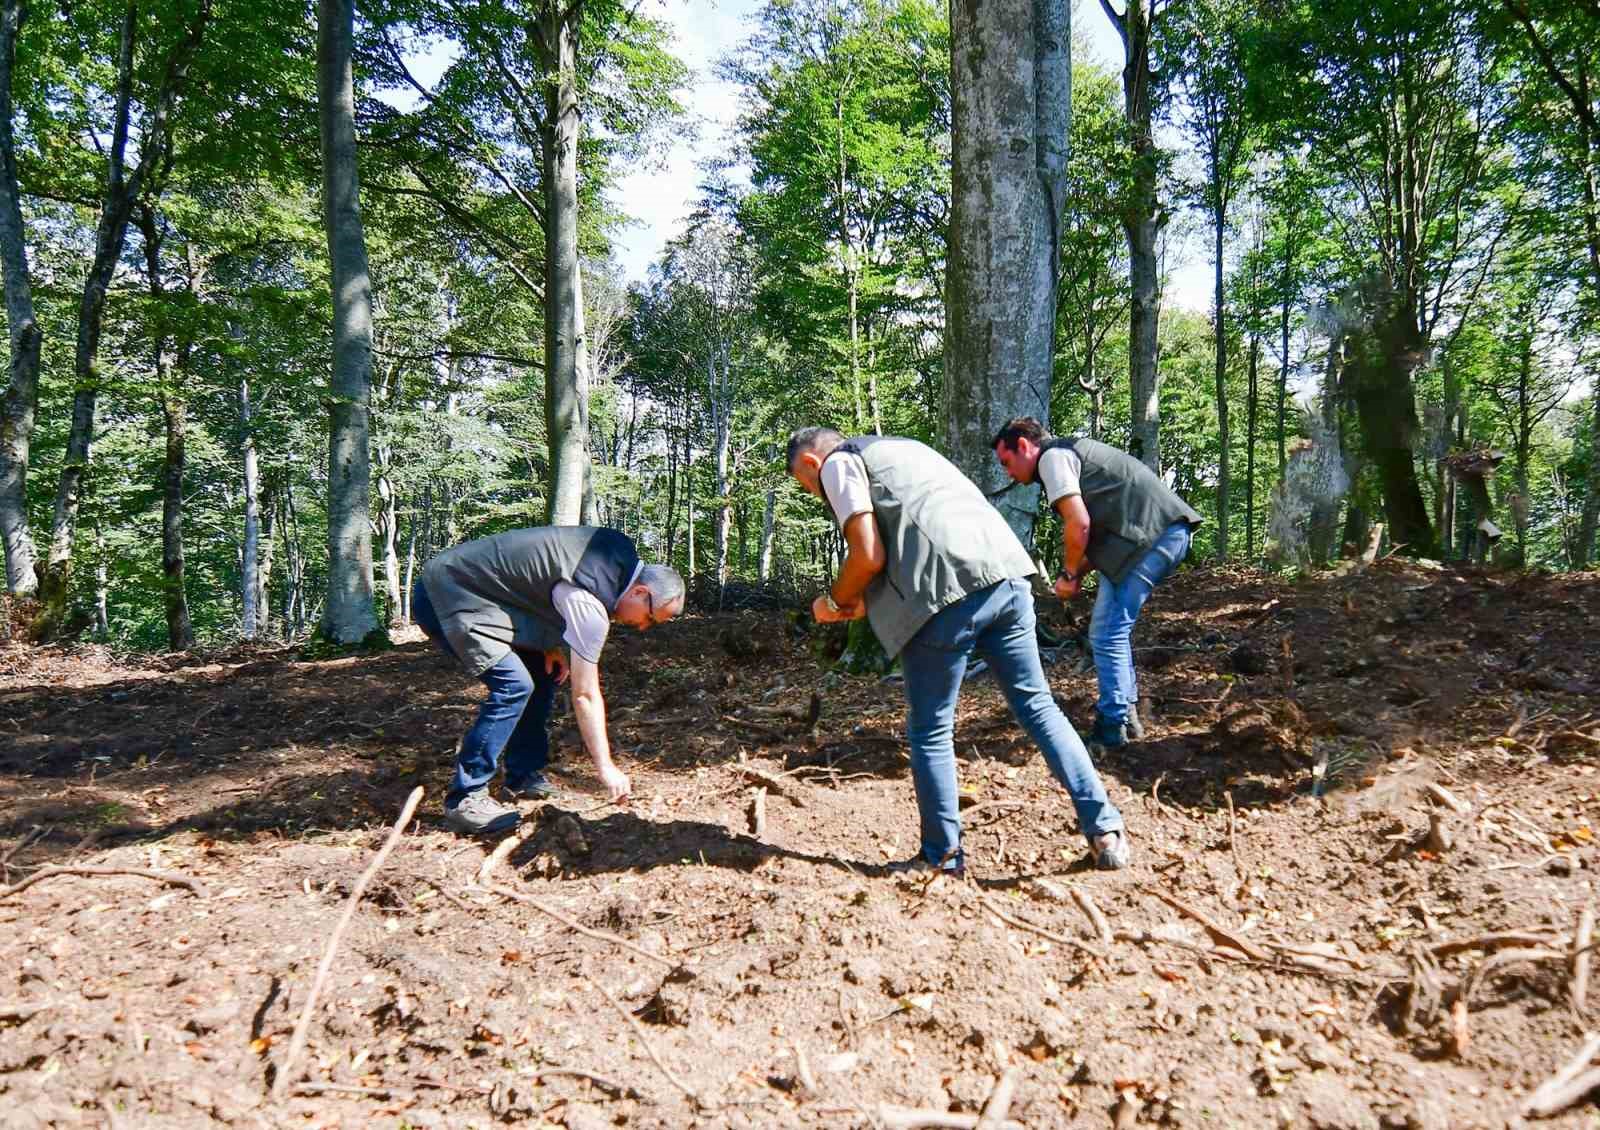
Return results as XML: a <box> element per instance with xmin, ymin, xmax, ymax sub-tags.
<box><xmin>1057</xmin><ymin>563</ymin><xmax>1084</xmax><ymax>585</ymax></box>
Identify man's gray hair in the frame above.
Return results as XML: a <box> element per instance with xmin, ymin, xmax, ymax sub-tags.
<box><xmin>786</xmin><ymin>425</ymin><xmax>845</xmax><ymax>470</ymax></box>
<box><xmin>638</xmin><ymin>564</ymin><xmax>686</xmax><ymax>611</ymax></box>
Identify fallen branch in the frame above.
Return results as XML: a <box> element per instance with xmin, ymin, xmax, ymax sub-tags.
<box><xmin>272</xmin><ymin>786</ymin><xmax>424</xmax><ymax>1102</ymax></box>
<box><xmin>1147</xmin><ymin>890</ymin><xmax>1272</xmax><ymax>962</ymax></box>
<box><xmin>483</xmin><ymin>881</ymin><xmax>676</xmax><ymax>969</ymax></box>
<box><xmin>1424</xmin><ymin>782</ymin><xmax>1471</xmax><ymax>814</ymax></box>
<box><xmin>584</xmin><ymin>973</ymin><xmax>699</xmax><ymax>1106</ymax></box>
<box><xmin>722</xmin><ymin>715</ymin><xmax>788</xmax><ymax>743</ymax></box>
<box><xmin>476</xmin><ymin>822</ymin><xmax>538</xmax><ymax>885</ymax></box>
<box><xmin>1070</xmin><ymin>888</ymin><xmax>1114</xmax><ymax>947</ymax></box>
<box><xmin>974</xmin><ymin>1067</ymin><xmax>1021</xmax><ymax>1130</ymax></box>
<box><xmin>1431</xmin><ymin>932</ymin><xmax>1564</xmax><ymax>958</ymax></box>
<box><xmin>529</xmin><ymin>1066</ymin><xmax>640</xmax><ymax>1098</ymax></box>
<box><xmin>737</xmin><ymin>764</ymin><xmax>805</xmax><ymax>805</ymax></box>
<box><xmin>0</xmin><ymin>1000</ymin><xmax>54</xmax><ymax>1022</ymax></box>
<box><xmin>1522</xmin><ymin>1032</ymin><xmax>1600</xmax><ymax>1119</ymax></box>
<box><xmin>1576</xmin><ymin>903</ymin><xmax>1595</xmax><ymax>1014</ymax></box>
<box><xmin>975</xmin><ymin>891</ymin><xmax>1104</xmax><ymax>959</ymax></box>
<box><xmin>0</xmin><ymin>865</ymin><xmax>207</xmax><ymax>903</ymax></box>
<box><xmin>1463</xmin><ymin>947</ymin><xmax>1566</xmax><ymax>1006</ymax></box>
<box><xmin>877</xmin><ymin>1105</ymin><xmax>1023</xmax><ymax>1130</ymax></box>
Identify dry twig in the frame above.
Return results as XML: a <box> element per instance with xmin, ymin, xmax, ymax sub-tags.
<box><xmin>1575</xmin><ymin>902</ymin><xmax>1596</xmax><ymax>1014</ymax></box>
<box><xmin>877</xmin><ymin>1106</ymin><xmax>1023</xmax><ymax>1130</ymax></box>
<box><xmin>476</xmin><ymin>823</ymin><xmax>538</xmax><ymax>885</ymax></box>
<box><xmin>0</xmin><ymin>865</ymin><xmax>206</xmax><ymax>903</ymax></box>
<box><xmin>1147</xmin><ymin>889</ymin><xmax>1272</xmax><ymax>962</ymax></box>
<box><xmin>1070</xmin><ymin>887</ymin><xmax>1114</xmax><ymax>947</ymax></box>
<box><xmin>974</xmin><ymin>1067</ymin><xmax>1021</xmax><ymax>1130</ymax></box>
<box><xmin>483</xmin><ymin>881</ymin><xmax>676</xmax><ymax>969</ymax></box>
<box><xmin>1522</xmin><ymin>1032</ymin><xmax>1600</xmax><ymax>1119</ymax></box>
<box><xmin>272</xmin><ymin>786</ymin><xmax>423</xmax><ymax>1102</ymax></box>
<box><xmin>976</xmin><ymin>891</ymin><xmax>1105</xmax><ymax>959</ymax></box>
<box><xmin>584</xmin><ymin>973</ymin><xmax>699</xmax><ymax>1106</ymax></box>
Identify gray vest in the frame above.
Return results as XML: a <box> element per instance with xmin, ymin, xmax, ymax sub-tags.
<box><xmin>422</xmin><ymin>526</ymin><xmax>639</xmax><ymax>676</ymax></box>
<box><xmin>830</xmin><ymin>436</ymin><xmax>1036</xmax><ymax>658</ymax></box>
<box><xmin>1041</xmin><ymin>437</ymin><xmax>1201</xmax><ymax>583</ymax></box>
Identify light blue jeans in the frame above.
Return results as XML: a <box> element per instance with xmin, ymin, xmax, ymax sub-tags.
<box><xmin>898</xmin><ymin>578</ymin><xmax>1124</xmax><ymax>870</ymax></box>
<box><xmin>1088</xmin><ymin>521</ymin><xmax>1194</xmax><ymax>727</ymax></box>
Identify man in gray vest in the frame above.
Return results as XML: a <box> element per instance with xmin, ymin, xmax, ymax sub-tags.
<box><xmin>787</xmin><ymin>426</ymin><xmax>1129</xmax><ymax>873</ymax></box>
<box><xmin>992</xmin><ymin>417</ymin><xmax>1201</xmax><ymax>752</ymax></box>
<box><xmin>413</xmin><ymin>526</ymin><xmax>686</xmax><ymax>835</ymax></box>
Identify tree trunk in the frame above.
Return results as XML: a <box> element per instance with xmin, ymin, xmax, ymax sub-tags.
<box><xmin>258</xmin><ymin>478</ymin><xmax>277</xmax><ymax>639</ymax></box>
<box><xmin>1348</xmin><ymin>311</ymin><xmax>1435</xmax><ymax>555</ymax></box>
<box><xmin>1577</xmin><ymin>82</ymin><xmax>1600</xmax><ymax>567</ymax></box>
<box><xmin>945</xmin><ymin>0</ymin><xmax>1070</xmax><ymax>544</ymax></box>
<box><xmin>38</xmin><ymin>0</ymin><xmax>209</xmax><ymax>634</ymax></box>
<box><xmin>1102</xmin><ymin>0</ymin><xmax>1162</xmax><ymax>472</ymax></box>
<box><xmin>1307</xmin><ymin>334</ymin><xmax>1344</xmax><ymax>565</ymax></box>
<box><xmin>240</xmin><ymin>378</ymin><xmax>261</xmax><ymax>639</ymax></box>
<box><xmin>160</xmin><ymin>391</ymin><xmax>193</xmax><ymax>650</ymax></box>
<box><xmin>1212</xmin><ymin>218</ymin><xmax>1229</xmax><ymax>559</ymax></box>
<box><xmin>538</xmin><ymin>5</ymin><xmax>586</xmax><ymax>526</ymax></box>
<box><xmin>711</xmin><ymin>347</ymin><xmax>732</xmax><ymax>600</ymax></box>
<box><xmin>758</xmin><ymin>487</ymin><xmax>776</xmax><ymax>582</ymax></box>
<box><xmin>0</xmin><ymin>0</ymin><xmax>41</xmax><ymax>596</ymax></box>
<box><xmin>317</xmin><ymin>0</ymin><xmax>377</xmax><ymax>644</ymax></box>
<box><xmin>93</xmin><ymin>525</ymin><xmax>108</xmax><ymax>638</ymax></box>
<box><xmin>1246</xmin><ymin>329</ymin><xmax>1259</xmax><ymax>560</ymax></box>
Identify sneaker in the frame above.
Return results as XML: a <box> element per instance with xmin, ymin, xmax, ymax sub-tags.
<box><xmin>1087</xmin><ymin>713</ymin><xmax>1128</xmax><ymax>753</ymax></box>
<box><xmin>503</xmin><ymin>772</ymin><xmax>563</xmax><ymax>802</ymax></box>
<box><xmin>886</xmin><ymin>854</ymin><xmax>965</xmax><ymax>880</ymax></box>
<box><xmin>1092</xmin><ymin>829</ymin><xmax>1132</xmax><ymax>871</ymax></box>
<box><xmin>1125</xmin><ymin>703</ymin><xmax>1147</xmax><ymax>741</ymax></box>
<box><xmin>444</xmin><ymin>788</ymin><xmax>521</xmax><ymax>835</ymax></box>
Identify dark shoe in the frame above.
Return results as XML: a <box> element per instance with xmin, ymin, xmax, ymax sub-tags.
<box><xmin>1125</xmin><ymin>703</ymin><xmax>1147</xmax><ymax>741</ymax></box>
<box><xmin>1088</xmin><ymin>713</ymin><xmax>1128</xmax><ymax>753</ymax></box>
<box><xmin>504</xmin><ymin>772</ymin><xmax>562</xmax><ymax>801</ymax></box>
<box><xmin>887</xmin><ymin>854</ymin><xmax>965</xmax><ymax>880</ymax></box>
<box><xmin>1092</xmin><ymin>829</ymin><xmax>1132</xmax><ymax>871</ymax></box>
<box><xmin>444</xmin><ymin>788</ymin><xmax>520</xmax><ymax>835</ymax></box>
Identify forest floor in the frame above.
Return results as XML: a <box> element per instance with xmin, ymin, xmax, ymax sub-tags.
<box><xmin>3</xmin><ymin>561</ymin><xmax>1600</xmax><ymax>1130</ymax></box>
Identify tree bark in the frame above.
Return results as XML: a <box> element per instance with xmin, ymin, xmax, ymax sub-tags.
<box><xmin>537</xmin><ymin>4</ymin><xmax>586</xmax><ymax>526</ymax></box>
<box><xmin>945</xmin><ymin>0</ymin><xmax>1070</xmax><ymax>544</ymax></box>
<box><xmin>1246</xmin><ymin>328</ymin><xmax>1259</xmax><ymax>560</ymax></box>
<box><xmin>317</xmin><ymin>0</ymin><xmax>377</xmax><ymax>643</ymax></box>
<box><xmin>1307</xmin><ymin>334</ymin><xmax>1344</xmax><ymax>565</ymax></box>
<box><xmin>159</xmin><ymin>391</ymin><xmax>193</xmax><ymax>649</ymax></box>
<box><xmin>1212</xmin><ymin>217</ymin><xmax>1229</xmax><ymax>559</ymax></box>
<box><xmin>758</xmin><ymin>487</ymin><xmax>776</xmax><ymax>581</ymax></box>
<box><xmin>1102</xmin><ymin>0</ymin><xmax>1163</xmax><ymax>471</ymax></box>
<box><xmin>711</xmin><ymin>345</ymin><xmax>732</xmax><ymax>601</ymax></box>
<box><xmin>1577</xmin><ymin>65</ymin><xmax>1600</xmax><ymax>566</ymax></box>
<box><xmin>38</xmin><ymin>0</ymin><xmax>210</xmax><ymax>635</ymax></box>
<box><xmin>240</xmin><ymin>378</ymin><xmax>261</xmax><ymax>639</ymax></box>
<box><xmin>0</xmin><ymin>0</ymin><xmax>40</xmax><ymax>596</ymax></box>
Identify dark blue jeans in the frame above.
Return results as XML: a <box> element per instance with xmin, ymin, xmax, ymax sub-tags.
<box><xmin>411</xmin><ymin>581</ymin><xmax>557</xmax><ymax>804</ymax></box>
<box><xmin>899</xmin><ymin>578</ymin><xmax>1124</xmax><ymax>870</ymax></box>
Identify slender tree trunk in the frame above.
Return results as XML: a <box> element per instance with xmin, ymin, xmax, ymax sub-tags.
<box><xmin>758</xmin><ymin>487</ymin><xmax>776</xmax><ymax>582</ymax></box>
<box><xmin>1102</xmin><ymin>0</ymin><xmax>1162</xmax><ymax>471</ymax></box>
<box><xmin>1307</xmin><ymin>334</ymin><xmax>1344</xmax><ymax>565</ymax></box>
<box><xmin>945</xmin><ymin>0</ymin><xmax>1070</xmax><ymax>543</ymax></box>
<box><xmin>0</xmin><ymin>0</ymin><xmax>41</xmax><ymax>596</ymax></box>
<box><xmin>1277</xmin><ymin>222</ymin><xmax>1294</xmax><ymax>481</ymax></box>
<box><xmin>711</xmin><ymin>347</ymin><xmax>732</xmax><ymax>598</ymax></box>
<box><xmin>1577</xmin><ymin>74</ymin><xmax>1600</xmax><ymax>566</ymax></box>
<box><xmin>93</xmin><ymin>525</ymin><xmax>108</xmax><ymax>638</ymax></box>
<box><xmin>538</xmin><ymin>5</ymin><xmax>586</xmax><ymax>525</ymax></box>
<box><xmin>1246</xmin><ymin>329</ymin><xmax>1259</xmax><ymax>560</ymax></box>
<box><xmin>160</xmin><ymin>391</ymin><xmax>193</xmax><ymax>649</ymax></box>
<box><xmin>1212</xmin><ymin>218</ymin><xmax>1230</xmax><ymax>559</ymax></box>
<box><xmin>318</xmin><ymin>0</ymin><xmax>377</xmax><ymax>643</ymax></box>
<box><xmin>240</xmin><ymin>378</ymin><xmax>261</xmax><ymax>638</ymax></box>
<box><xmin>259</xmin><ymin>479</ymin><xmax>277</xmax><ymax>639</ymax></box>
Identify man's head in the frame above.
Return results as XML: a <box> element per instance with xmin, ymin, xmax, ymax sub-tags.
<box><xmin>785</xmin><ymin>425</ymin><xmax>846</xmax><ymax>499</ymax></box>
<box><xmin>991</xmin><ymin>416</ymin><xmax>1049</xmax><ymax>485</ymax></box>
<box><xmin>613</xmin><ymin>564</ymin><xmax>687</xmax><ymax>630</ymax></box>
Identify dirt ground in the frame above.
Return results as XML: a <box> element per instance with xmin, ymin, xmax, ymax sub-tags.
<box><xmin>3</xmin><ymin>561</ymin><xmax>1600</xmax><ymax>1130</ymax></box>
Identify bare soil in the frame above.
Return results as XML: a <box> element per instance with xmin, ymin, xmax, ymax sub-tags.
<box><xmin>3</xmin><ymin>561</ymin><xmax>1600</xmax><ymax>1129</ymax></box>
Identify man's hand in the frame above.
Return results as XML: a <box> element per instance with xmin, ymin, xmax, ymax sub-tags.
<box><xmin>597</xmin><ymin>762</ymin><xmax>631</xmax><ymax>803</ymax></box>
<box><xmin>812</xmin><ymin>594</ymin><xmax>865</xmax><ymax>623</ymax></box>
<box><xmin>542</xmin><ymin>648</ymin><xmax>570</xmax><ymax>685</ymax></box>
<box><xmin>1053</xmin><ymin>573</ymin><xmax>1083</xmax><ymax>601</ymax></box>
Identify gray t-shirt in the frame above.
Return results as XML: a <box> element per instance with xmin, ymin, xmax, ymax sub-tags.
<box><xmin>1037</xmin><ymin>445</ymin><xmax>1083</xmax><ymax>505</ymax></box>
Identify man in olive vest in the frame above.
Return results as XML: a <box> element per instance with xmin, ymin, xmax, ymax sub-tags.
<box><xmin>787</xmin><ymin>426</ymin><xmax>1129</xmax><ymax>873</ymax></box>
<box><xmin>992</xmin><ymin>417</ymin><xmax>1201</xmax><ymax>752</ymax></box>
<box><xmin>413</xmin><ymin>526</ymin><xmax>686</xmax><ymax>835</ymax></box>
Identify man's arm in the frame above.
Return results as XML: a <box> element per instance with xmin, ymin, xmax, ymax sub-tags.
<box><xmin>1054</xmin><ymin>494</ymin><xmax>1092</xmax><ymax>599</ymax></box>
<box><xmin>815</xmin><ymin>511</ymin><xmax>886</xmax><ymax>622</ymax></box>
<box><xmin>569</xmin><ymin>655</ymin><xmax>630</xmax><ymax>801</ymax></box>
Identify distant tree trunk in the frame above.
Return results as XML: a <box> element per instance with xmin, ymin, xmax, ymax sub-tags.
<box><xmin>402</xmin><ymin>512</ymin><xmax>417</xmax><ymax>623</ymax></box>
<box><xmin>710</xmin><ymin>346</ymin><xmax>732</xmax><ymax>598</ymax></box>
<box><xmin>37</xmin><ymin>0</ymin><xmax>209</xmax><ymax>635</ymax></box>
<box><xmin>1584</xmin><ymin>384</ymin><xmax>1600</xmax><ymax>568</ymax></box>
<box><xmin>1307</xmin><ymin>334</ymin><xmax>1344</xmax><ymax>565</ymax></box>
<box><xmin>1246</xmin><ymin>328</ymin><xmax>1260</xmax><ymax>560</ymax></box>
<box><xmin>258</xmin><ymin>478</ymin><xmax>277</xmax><ymax>639</ymax></box>
<box><xmin>1212</xmin><ymin>218</ymin><xmax>1230</xmax><ymax>559</ymax></box>
<box><xmin>537</xmin><ymin>4</ymin><xmax>586</xmax><ymax>525</ymax></box>
<box><xmin>317</xmin><ymin>0</ymin><xmax>377</xmax><ymax>644</ymax></box>
<box><xmin>576</xmin><ymin>267</ymin><xmax>600</xmax><ymax>526</ymax></box>
<box><xmin>1578</xmin><ymin>81</ymin><xmax>1600</xmax><ymax>566</ymax></box>
<box><xmin>93</xmin><ymin>525</ymin><xmax>108</xmax><ymax>638</ymax></box>
<box><xmin>0</xmin><ymin>0</ymin><xmax>41</xmax><ymax>597</ymax></box>
<box><xmin>758</xmin><ymin>487</ymin><xmax>776</xmax><ymax>581</ymax></box>
<box><xmin>1101</xmin><ymin>0</ymin><xmax>1163</xmax><ymax>471</ymax></box>
<box><xmin>240</xmin><ymin>378</ymin><xmax>261</xmax><ymax>639</ymax></box>
<box><xmin>1348</xmin><ymin>308</ymin><xmax>1435</xmax><ymax>556</ymax></box>
<box><xmin>945</xmin><ymin>0</ymin><xmax>1070</xmax><ymax>543</ymax></box>
<box><xmin>159</xmin><ymin>391</ymin><xmax>193</xmax><ymax>649</ymax></box>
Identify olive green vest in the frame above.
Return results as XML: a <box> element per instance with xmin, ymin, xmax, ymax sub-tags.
<box><xmin>422</xmin><ymin>526</ymin><xmax>639</xmax><ymax>676</ymax></box>
<box><xmin>1042</xmin><ymin>437</ymin><xmax>1201</xmax><ymax>583</ymax></box>
<box><xmin>829</xmin><ymin>436</ymin><xmax>1036</xmax><ymax>657</ymax></box>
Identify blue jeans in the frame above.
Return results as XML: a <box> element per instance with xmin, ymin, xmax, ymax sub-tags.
<box><xmin>898</xmin><ymin>578</ymin><xmax>1124</xmax><ymax>869</ymax></box>
<box><xmin>1088</xmin><ymin>521</ymin><xmax>1194</xmax><ymax>726</ymax></box>
<box><xmin>411</xmin><ymin>581</ymin><xmax>557</xmax><ymax>804</ymax></box>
